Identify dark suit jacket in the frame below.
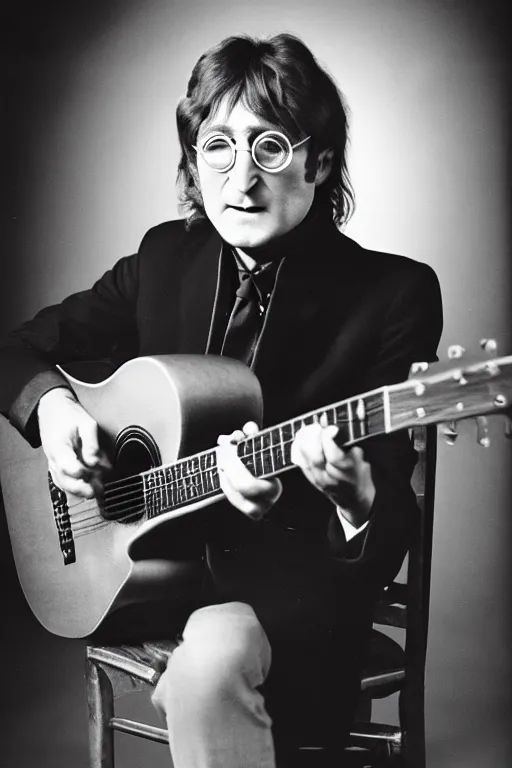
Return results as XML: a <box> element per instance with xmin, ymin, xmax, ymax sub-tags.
<box><xmin>0</xmin><ymin>214</ymin><xmax>443</xmax><ymax>632</ymax></box>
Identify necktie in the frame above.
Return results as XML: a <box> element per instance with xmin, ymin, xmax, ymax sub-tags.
<box><xmin>221</xmin><ymin>270</ymin><xmax>263</xmax><ymax>367</ymax></box>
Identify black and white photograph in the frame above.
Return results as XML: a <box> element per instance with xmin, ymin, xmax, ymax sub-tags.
<box><xmin>0</xmin><ymin>1</ymin><xmax>510</xmax><ymax>767</ymax></box>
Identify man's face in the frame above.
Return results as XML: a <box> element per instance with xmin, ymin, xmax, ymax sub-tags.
<box><xmin>195</xmin><ymin>98</ymin><xmax>318</xmax><ymax>250</ymax></box>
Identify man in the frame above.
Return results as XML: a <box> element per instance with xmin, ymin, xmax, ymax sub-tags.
<box><xmin>0</xmin><ymin>33</ymin><xmax>442</xmax><ymax>767</ymax></box>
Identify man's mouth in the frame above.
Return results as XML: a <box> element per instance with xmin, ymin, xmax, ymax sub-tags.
<box><xmin>228</xmin><ymin>205</ymin><xmax>265</xmax><ymax>213</ymax></box>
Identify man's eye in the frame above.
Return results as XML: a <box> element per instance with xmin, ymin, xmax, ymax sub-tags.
<box><xmin>258</xmin><ymin>139</ymin><xmax>284</xmax><ymax>155</ymax></box>
<box><xmin>260</xmin><ymin>140</ymin><xmax>283</xmax><ymax>154</ymax></box>
<box><xmin>205</xmin><ymin>139</ymin><xmax>229</xmax><ymax>152</ymax></box>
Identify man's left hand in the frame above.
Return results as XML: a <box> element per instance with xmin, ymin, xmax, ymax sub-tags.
<box><xmin>217</xmin><ymin>420</ymin><xmax>375</xmax><ymax>529</ymax></box>
<box><xmin>216</xmin><ymin>422</ymin><xmax>283</xmax><ymax>521</ymax></box>
<box><xmin>291</xmin><ymin>422</ymin><xmax>375</xmax><ymax>529</ymax></box>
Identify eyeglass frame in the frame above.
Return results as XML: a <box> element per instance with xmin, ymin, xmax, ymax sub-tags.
<box><xmin>192</xmin><ymin>130</ymin><xmax>311</xmax><ymax>174</ymax></box>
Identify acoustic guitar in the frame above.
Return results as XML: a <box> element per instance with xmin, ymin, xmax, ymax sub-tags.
<box><xmin>0</xmin><ymin>349</ymin><xmax>510</xmax><ymax>638</ymax></box>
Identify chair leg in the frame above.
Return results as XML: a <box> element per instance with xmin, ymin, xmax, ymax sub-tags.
<box><xmin>398</xmin><ymin>677</ymin><xmax>425</xmax><ymax>768</ymax></box>
<box><xmin>86</xmin><ymin>659</ymin><xmax>115</xmax><ymax>768</ymax></box>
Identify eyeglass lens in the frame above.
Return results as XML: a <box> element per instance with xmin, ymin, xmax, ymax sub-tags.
<box><xmin>202</xmin><ymin>132</ymin><xmax>290</xmax><ymax>171</ymax></box>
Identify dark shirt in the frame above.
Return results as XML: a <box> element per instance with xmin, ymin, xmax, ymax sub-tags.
<box><xmin>220</xmin><ymin>247</ymin><xmax>281</xmax><ymax>367</ymax></box>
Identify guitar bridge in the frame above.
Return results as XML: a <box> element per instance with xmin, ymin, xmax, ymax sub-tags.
<box><xmin>48</xmin><ymin>473</ymin><xmax>76</xmax><ymax>565</ymax></box>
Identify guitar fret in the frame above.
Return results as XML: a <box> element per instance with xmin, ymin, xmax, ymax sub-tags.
<box><xmin>356</xmin><ymin>397</ymin><xmax>366</xmax><ymax>439</ymax></box>
<box><xmin>138</xmin><ymin>389</ymin><xmax>389</xmax><ymax>523</ymax></box>
<box><xmin>157</xmin><ymin>468</ymin><xmax>165</xmax><ymax>513</ymax></box>
<box><xmin>332</xmin><ymin>405</ymin><xmax>348</xmax><ymax>445</ymax></box>
<box><xmin>145</xmin><ymin>468</ymin><xmax>164</xmax><ymax>518</ymax></box>
<box><xmin>192</xmin><ymin>459</ymin><xmax>199</xmax><ymax>495</ymax></box>
<box><xmin>185</xmin><ymin>463</ymin><xmax>193</xmax><ymax>501</ymax></box>
<box><xmin>196</xmin><ymin>457</ymin><xmax>206</xmax><ymax>495</ymax></box>
<box><xmin>346</xmin><ymin>400</ymin><xmax>354</xmax><ymax>442</ymax></box>
<box><xmin>208</xmin><ymin>451</ymin><xmax>220</xmax><ymax>492</ymax></box>
<box><xmin>174</xmin><ymin>466</ymin><xmax>180</xmax><ymax>507</ymax></box>
<box><xmin>200</xmin><ymin>453</ymin><xmax>211</xmax><ymax>494</ymax></box>
<box><xmin>200</xmin><ymin>455</ymin><xmax>209</xmax><ymax>495</ymax></box>
<box><xmin>191</xmin><ymin>457</ymin><xmax>199</xmax><ymax>497</ymax></box>
<box><xmin>184</xmin><ymin>457</ymin><xmax>198</xmax><ymax>500</ymax></box>
<box><xmin>281</xmin><ymin>422</ymin><xmax>294</xmax><ymax>444</ymax></box>
<box><xmin>254</xmin><ymin>434</ymin><xmax>263</xmax><ymax>477</ymax></box>
<box><xmin>209</xmin><ymin>451</ymin><xmax>218</xmax><ymax>492</ymax></box>
<box><xmin>240</xmin><ymin>437</ymin><xmax>256</xmax><ymax>475</ymax></box>
<box><xmin>191</xmin><ymin>459</ymin><xmax>198</xmax><ymax>499</ymax></box>
<box><xmin>149</xmin><ymin>472</ymin><xmax>156</xmax><ymax>515</ymax></box>
<box><xmin>161</xmin><ymin>467</ymin><xmax>169</xmax><ymax>509</ymax></box>
<box><xmin>275</xmin><ymin>426</ymin><xmax>286</xmax><ymax>469</ymax></box>
<box><xmin>158</xmin><ymin>469</ymin><xmax>166</xmax><ymax>509</ymax></box>
<box><xmin>268</xmin><ymin>430</ymin><xmax>276</xmax><ymax>474</ymax></box>
<box><xmin>178</xmin><ymin>463</ymin><xmax>187</xmax><ymax>504</ymax></box>
<box><xmin>169</xmin><ymin>466</ymin><xmax>178</xmax><ymax>508</ymax></box>
<box><xmin>173</xmin><ymin>463</ymin><xmax>181</xmax><ymax>505</ymax></box>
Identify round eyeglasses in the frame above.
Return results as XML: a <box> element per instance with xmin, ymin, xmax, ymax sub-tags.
<box><xmin>193</xmin><ymin>130</ymin><xmax>311</xmax><ymax>174</ymax></box>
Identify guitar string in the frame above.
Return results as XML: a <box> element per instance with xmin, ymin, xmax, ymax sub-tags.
<box><xmin>68</xmin><ymin>435</ymin><xmax>289</xmax><ymax>523</ymax></box>
<box><xmin>73</xmin><ymin>521</ymin><xmax>111</xmax><ymax>538</ymax></box>
<box><xmin>65</xmin><ymin>410</ymin><xmax>369</xmax><ymax>535</ymax></box>
<box><xmin>66</xmin><ymin>414</ymin><xmax>366</xmax><ymax>534</ymax></box>
<box><xmin>67</xmin><ymin>433</ymin><xmax>302</xmax><ymax>534</ymax></box>
<box><xmin>99</xmin><ymin>407</ymin><xmax>349</xmax><ymax>496</ymax></box>
<box><xmin>68</xmin><ymin>430</ymin><xmax>304</xmax><ymax>528</ymax></box>
<box><xmin>86</xmin><ymin>408</ymin><xmax>353</xmax><ymax>510</ymax></box>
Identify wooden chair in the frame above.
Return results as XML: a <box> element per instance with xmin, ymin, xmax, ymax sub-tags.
<box><xmin>345</xmin><ymin>424</ymin><xmax>437</xmax><ymax>767</ymax></box>
<box><xmin>86</xmin><ymin>424</ymin><xmax>437</xmax><ymax>768</ymax></box>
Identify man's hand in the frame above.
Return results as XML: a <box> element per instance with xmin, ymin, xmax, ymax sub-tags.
<box><xmin>291</xmin><ymin>421</ymin><xmax>375</xmax><ymax>529</ymax></box>
<box><xmin>216</xmin><ymin>419</ymin><xmax>375</xmax><ymax>527</ymax></box>
<box><xmin>37</xmin><ymin>387</ymin><xmax>111</xmax><ymax>498</ymax></box>
<box><xmin>216</xmin><ymin>421</ymin><xmax>282</xmax><ymax>521</ymax></box>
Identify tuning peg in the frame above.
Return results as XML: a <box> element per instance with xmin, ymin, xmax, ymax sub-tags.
<box><xmin>476</xmin><ymin>415</ymin><xmax>490</xmax><ymax>447</ymax></box>
<box><xmin>441</xmin><ymin>421</ymin><xmax>458</xmax><ymax>446</ymax></box>
<box><xmin>447</xmin><ymin>345</ymin><xmax>465</xmax><ymax>359</ymax></box>
<box><xmin>410</xmin><ymin>361</ymin><xmax>429</xmax><ymax>375</ymax></box>
<box><xmin>484</xmin><ymin>361</ymin><xmax>501</xmax><ymax>377</ymax></box>
<box><xmin>480</xmin><ymin>338</ymin><xmax>498</xmax><ymax>356</ymax></box>
<box><xmin>452</xmin><ymin>369</ymin><xmax>468</xmax><ymax>385</ymax></box>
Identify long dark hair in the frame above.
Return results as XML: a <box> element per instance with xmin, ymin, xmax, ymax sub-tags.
<box><xmin>176</xmin><ymin>33</ymin><xmax>355</xmax><ymax>228</ymax></box>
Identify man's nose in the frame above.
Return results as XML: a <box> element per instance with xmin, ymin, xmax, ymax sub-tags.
<box><xmin>229</xmin><ymin>149</ymin><xmax>259</xmax><ymax>193</ymax></box>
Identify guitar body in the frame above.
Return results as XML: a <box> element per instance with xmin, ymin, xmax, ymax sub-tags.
<box><xmin>3</xmin><ymin>347</ymin><xmax>511</xmax><ymax>637</ymax></box>
<box><xmin>0</xmin><ymin>355</ymin><xmax>262</xmax><ymax>638</ymax></box>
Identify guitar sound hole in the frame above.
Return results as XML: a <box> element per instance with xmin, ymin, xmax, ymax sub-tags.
<box><xmin>101</xmin><ymin>427</ymin><xmax>161</xmax><ymax>523</ymax></box>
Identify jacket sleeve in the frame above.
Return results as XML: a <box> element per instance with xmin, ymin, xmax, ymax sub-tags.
<box><xmin>0</xmin><ymin>252</ymin><xmax>140</xmax><ymax>445</ymax></box>
<box><xmin>328</xmin><ymin>261</ymin><xmax>443</xmax><ymax>590</ymax></box>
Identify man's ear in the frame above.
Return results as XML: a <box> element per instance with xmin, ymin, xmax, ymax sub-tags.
<box><xmin>314</xmin><ymin>149</ymin><xmax>334</xmax><ymax>187</ymax></box>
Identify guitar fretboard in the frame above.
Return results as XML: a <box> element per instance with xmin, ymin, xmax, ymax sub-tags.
<box><xmin>138</xmin><ymin>390</ymin><xmax>387</xmax><ymax>520</ymax></box>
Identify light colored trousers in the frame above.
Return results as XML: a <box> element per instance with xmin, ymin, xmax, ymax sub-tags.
<box><xmin>152</xmin><ymin>601</ymin><xmax>276</xmax><ymax>768</ymax></box>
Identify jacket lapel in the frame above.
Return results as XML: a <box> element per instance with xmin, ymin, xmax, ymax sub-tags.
<box><xmin>252</xmin><ymin>222</ymin><xmax>345</xmax><ymax>425</ymax></box>
<box><xmin>176</xmin><ymin>227</ymin><xmax>224</xmax><ymax>354</ymax></box>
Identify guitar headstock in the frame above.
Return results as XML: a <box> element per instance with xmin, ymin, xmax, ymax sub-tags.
<box><xmin>389</xmin><ymin>339</ymin><xmax>512</xmax><ymax>444</ymax></box>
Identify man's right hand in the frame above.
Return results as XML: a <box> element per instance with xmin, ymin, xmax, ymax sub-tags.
<box><xmin>37</xmin><ymin>387</ymin><xmax>111</xmax><ymax>498</ymax></box>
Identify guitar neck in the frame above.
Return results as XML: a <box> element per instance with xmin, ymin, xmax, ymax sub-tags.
<box><xmin>139</xmin><ymin>388</ymin><xmax>388</xmax><ymax>519</ymax></box>
<box><xmin>103</xmin><ymin>350</ymin><xmax>512</xmax><ymax>522</ymax></box>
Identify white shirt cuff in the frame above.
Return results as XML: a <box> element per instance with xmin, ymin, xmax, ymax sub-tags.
<box><xmin>336</xmin><ymin>507</ymin><xmax>369</xmax><ymax>541</ymax></box>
